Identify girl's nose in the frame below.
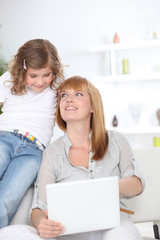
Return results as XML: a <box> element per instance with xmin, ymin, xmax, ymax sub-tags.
<box><xmin>37</xmin><ymin>77</ymin><xmax>44</xmax><ymax>86</ymax></box>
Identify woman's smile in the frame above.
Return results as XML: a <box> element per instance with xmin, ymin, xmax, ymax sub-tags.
<box><xmin>65</xmin><ymin>106</ymin><xmax>78</xmax><ymax>111</ymax></box>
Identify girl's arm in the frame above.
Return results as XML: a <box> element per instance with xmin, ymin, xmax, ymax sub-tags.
<box><xmin>119</xmin><ymin>175</ymin><xmax>142</xmax><ymax>197</ymax></box>
<box><xmin>31</xmin><ymin>208</ymin><xmax>65</xmax><ymax>239</ymax></box>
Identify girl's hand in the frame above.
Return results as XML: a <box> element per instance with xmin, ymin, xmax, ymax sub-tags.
<box><xmin>38</xmin><ymin>209</ymin><xmax>65</xmax><ymax>238</ymax></box>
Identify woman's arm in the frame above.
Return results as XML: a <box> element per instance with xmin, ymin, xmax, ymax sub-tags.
<box><xmin>119</xmin><ymin>175</ymin><xmax>142</xmax><ymax>197</ymax></box>
<box><xmin>115</xmin><ymin>131</ymin><xmax>145</xmax><ymax>196</ymax></box>
<box><xmin>31</xmin><ymin>208</ymin><xmax>65</xmax><ymax>239</ymax></box>
<box><xmin>30</xmin><ymin>146</ymin><xmax>65</xmax><ymax>238</ymax></box>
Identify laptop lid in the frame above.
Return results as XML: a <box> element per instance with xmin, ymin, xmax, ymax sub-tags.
<box><xmin>46</xmin><ymin>176</ymin><xmax>120</xmax><ymax>236</ymax></box>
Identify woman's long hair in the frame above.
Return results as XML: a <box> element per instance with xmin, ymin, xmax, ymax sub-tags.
<box><xmin>56</xmin><ymin>76</ymin><xmax>108</xmax><ymax>160</ymax></box>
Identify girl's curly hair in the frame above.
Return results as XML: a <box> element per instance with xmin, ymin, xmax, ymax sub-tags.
<box><xmin>8</xmin><ymin>39</ymin><xmax>64</xmax><ymax>95</ymax></box>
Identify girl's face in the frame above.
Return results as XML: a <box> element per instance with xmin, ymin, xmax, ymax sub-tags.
<box><xmin>59</xmin><ymin>88</ymin><xmax>93</xmax><ymax>123</ymax></box>
<box><xmin>25</xmin><ymin>67</ymin><xmax>53</xmax><ymax>92</ymax></box>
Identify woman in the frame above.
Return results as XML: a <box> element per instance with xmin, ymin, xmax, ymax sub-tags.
<box><xmin>30</xmin><ymin>76</ymin><xmax>144</xmax><ymax>240</ymax></box>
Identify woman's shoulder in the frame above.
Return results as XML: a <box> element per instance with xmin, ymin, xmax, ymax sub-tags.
<box><xmin>46</xmin><ymin>135</ymin><xmax>65</xmax><ymax>153</ymax></box>
<box><xmin>108</xmin><ymin>129</ymin><xmax>124</xmax><ymax>139</ymax></box>
<box><xmin>107</xmin><ymin>129</ymin><xmax>132</xmax><ymax>152</ymax></box>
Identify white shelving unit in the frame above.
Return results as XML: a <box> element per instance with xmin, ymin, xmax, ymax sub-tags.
<box><xmin>91</xmin><ymin>73</ymin><xmax>160</xmax><ymax>83</ymax></box>
<box><xmin>89</xmin><ymin>40</ymin><xmax>160</xmax><ymax>82</ymax></box>
<box><xmin>110</xmin><ymin>126</ymin><xmax>160</xmax><ymax>135</ymax></box>
<box><xmin>110</xmin><ymin>126</ymin><xmax>160</xmax><ymax>148</ymax></box>
<box><xmin>89</xmin><ymin>40</ymin><xmax>160</xmax><ymax>142</ymax></box>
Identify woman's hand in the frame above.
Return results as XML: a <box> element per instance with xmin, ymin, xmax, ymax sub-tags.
<box><xmin>38</xmin><ymin>209</ymin><xmax>65</xmax><ymax>239</ymax></box>
<box><xmin>31</xmin><ymin>208</ymin><xmax>65</xmax><ymax>239</ymax></box>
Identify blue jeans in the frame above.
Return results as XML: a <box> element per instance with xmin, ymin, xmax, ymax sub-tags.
<box><xmin>0</xmin><ymin>131</ymin><xmax>43</xmax><ymax>228</ymax></box>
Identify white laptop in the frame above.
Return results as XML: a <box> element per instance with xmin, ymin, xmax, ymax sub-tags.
<box><xmin>46</xmin><ymin>176</ymin><xmax>120</xmax><ymax>236</ymax></box>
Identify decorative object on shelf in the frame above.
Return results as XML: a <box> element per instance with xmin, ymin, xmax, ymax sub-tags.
<box><xmin>156</xmin><ymin>108</ymin><xmax>160</xmax><ymax>125</ymax></box>
<box><xmin>113</xmin><ymin>32</ymin><xmax>120</xmax><ymax>43</ymax></box>
<box><xmin>122</xmin><ymin>59</ymin><xmax>129</xmax><ymax>74</ymax></box>
<box><xmin>153</xmin><ymin>32</ymin><xmax>157</xmax><ymax>40</ymax></box>
<box><xmin>153</xmin><ymin>137</ymin><xmax>160</xmax><ymax>147</ymax></box>
<box><xmin>112</xmin><ymin>115</ymin><xmax>118</xmax><ymax>127</ymax></box>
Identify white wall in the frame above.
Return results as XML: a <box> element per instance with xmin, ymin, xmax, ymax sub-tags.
<box><xmin>1</xmin><ymin>0</ymin><xmax>160</xmax><ymax>74</ymax></box>
<box><xmin>1</xmin><ymin>0</ymin><xmax>160</xmax><ymax>146</ymax></box>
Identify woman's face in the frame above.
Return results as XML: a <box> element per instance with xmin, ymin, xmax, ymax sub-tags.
<box><xmin>59</xmin><ymin>88</ymin><xmax>93</xmax><ymax>123</ymax></box>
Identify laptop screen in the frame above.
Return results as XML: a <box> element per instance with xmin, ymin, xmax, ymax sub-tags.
<box><xmin>46</xmin><ymin>176</ymin><xmax>120</xmax><ymax>236</ymax></box>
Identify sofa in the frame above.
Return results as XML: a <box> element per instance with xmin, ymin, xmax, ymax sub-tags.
<box><xmin>5</xmin><ymin>147</ymin><xmax>160</xmax><ymax>240</ymax></box>
<box><xmin>10</xmin><ymin>186</ymin><xmax>34</xmax><ymax>225</ymax></box>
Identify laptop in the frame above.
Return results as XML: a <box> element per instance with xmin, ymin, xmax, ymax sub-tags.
<box><xmin>46</xmin><ymin>176</ymin><xmax>120</xmax><ymax>236</ymax></box>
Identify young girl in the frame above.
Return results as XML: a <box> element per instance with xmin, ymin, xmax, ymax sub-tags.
<box><xmin>29</xmin><ymin>76</ymin><xmax>145</xmax><ymax>240</ymax></box>
<box><xmin>0</xmin><ymin>39</ymin><xmax>64</xmax><ymax>228</ymax></box>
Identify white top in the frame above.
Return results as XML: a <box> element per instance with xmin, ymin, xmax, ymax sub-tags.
<box><xmin>31</xmin><ymin>130</ymin><xmax>145</xmax><ymax>214</ymax></box>
<box><xmin>0</xmin><ymin>71</ymin><xmax>57</xmax><ymax>146</ymax></box>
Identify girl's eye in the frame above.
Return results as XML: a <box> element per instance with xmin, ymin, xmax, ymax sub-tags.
<box><xmin>30</xmin><ymin>75</ymin><xmax>36</xmax><ymax>78</ymax></box>
<box><xmin>44</xmin><ymin>73</ymin><xmax>52</xmax><ymax>77</ymax></box>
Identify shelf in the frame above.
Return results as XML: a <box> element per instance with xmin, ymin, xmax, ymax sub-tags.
<box><xmin>91</xmin><ymin>72</ymin><xmax>160</xmax><ymax>83</ymax></box>
<box><xmin>89</xmin><ymin>40</ymin><xmax>160</xmax><ymax>53</ymax></box>
<box><xmin>89</xmin><ymin>40</ymin><xmax>160</xmax><ymax>77</ymax></box>
<box><xmin>88</xmin><ymin>40</ymin><xmax>160</xmax><ymax>142</ymax></box>
<box><xmin>109</xmin><ymin>126</ymin><xmax>160</xmax><ymax>135</ymax></box>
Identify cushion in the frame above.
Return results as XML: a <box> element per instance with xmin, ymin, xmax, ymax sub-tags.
<box><xmin>0</xmin><ymin>225</ymin><xmax>41</xmax><ymax>240</ymax></box>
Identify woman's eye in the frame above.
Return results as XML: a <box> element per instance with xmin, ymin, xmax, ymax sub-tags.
<box><xmin>76</xmin><ymin>92</ymin><xmax>83</xmax><ymax>96</ymax></box>
<box><xmin>61</xmin><ymin>93</ymin><xmax>67</xmax><ymax>98</ymax></box>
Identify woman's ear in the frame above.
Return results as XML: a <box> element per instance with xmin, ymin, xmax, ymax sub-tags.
<box><xmin>90</xmin><ymin>104</ymin><xmax>93</xmax><ymax>113</ymax></box>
